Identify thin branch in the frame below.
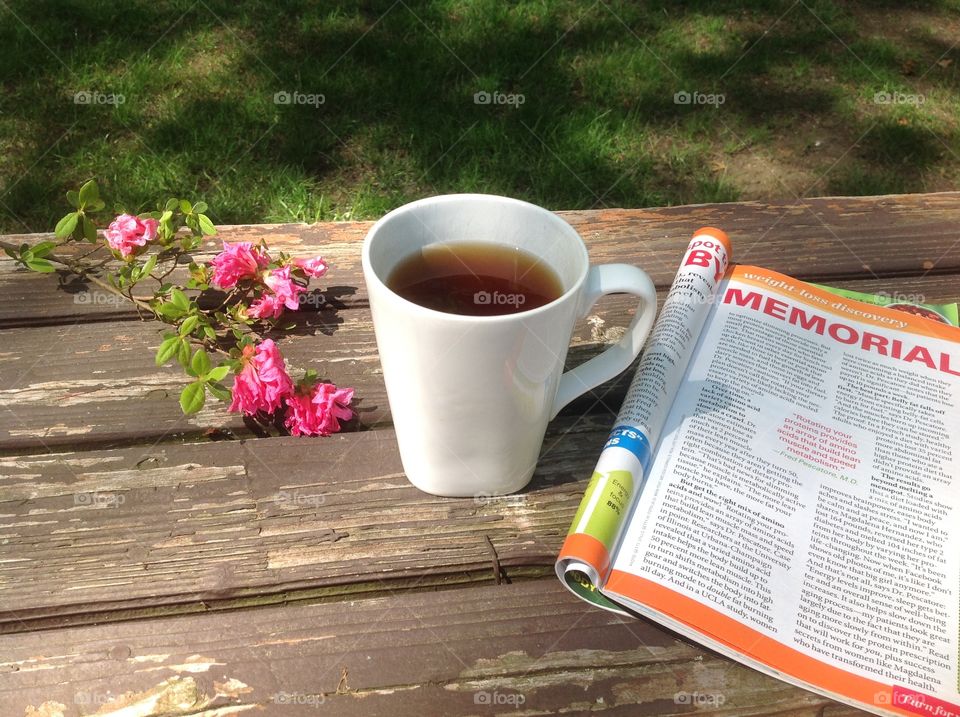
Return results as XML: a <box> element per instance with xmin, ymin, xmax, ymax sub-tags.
<box><xmin>0</xmin><ymin>239</ymin><xmax>155</xmax><ymax>315</ymax></box>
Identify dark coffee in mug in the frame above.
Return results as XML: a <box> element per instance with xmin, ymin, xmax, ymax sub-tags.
<box><xmin>386</xmin><ymin>241</ymin><xmax>563</xmax><ymax>316</ymax></box>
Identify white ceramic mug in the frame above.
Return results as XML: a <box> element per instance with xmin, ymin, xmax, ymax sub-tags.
<box><xmin>362</xmin><ymin>194</ymin><xmax>657</xmax><ymax>497</ymax></box>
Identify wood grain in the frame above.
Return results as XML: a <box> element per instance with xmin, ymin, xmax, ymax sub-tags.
<box><xmin>2</xmin><ymin>274</ymin><xmax>958</xmax><ymax>452</ymax></box>
<box><xmin>0</xmin><ymin>299</ymin><xmax>642</xmax><ymax>451</ymax></box>
<box><xmin>0</xmin><ymin>578</ymin><xmax>870</xmax><ymax>717</ymax></box>
<box><xmin>0</xmin><ymin>415</ymin><xmax>615</xmax><ymax>632</ymax></box>
<box><xmin>3</xmin><ymin>192</ymin><xmax>960</xmax><ymax>326</ymax></box>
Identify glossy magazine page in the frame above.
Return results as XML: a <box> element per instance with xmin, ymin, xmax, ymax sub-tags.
<box><xmin>604</xmin><ymin>265</ymin><xmax>960</xmax><ymax>717</ymax></box>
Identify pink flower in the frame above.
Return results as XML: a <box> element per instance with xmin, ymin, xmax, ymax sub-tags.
<box><xmin>263</xmin><ymin>266</ymin><xmax>304</xmax><ymax>310</ymax></box>
<box><xmin>228</xmin><ymin>339</ymin><xmax>294</xmax><ymax>415</ymax></box>
<box><xmin>293</xmin><ymin>256</ymin><xmax>328</xmax><ymax>278</ymax></box>
<box><xmin>210</xmin><ymin>242</ymin><xmax>269</xmax><ymax>289</ymax></box>
<box><xmin>104</xmin><ymin>214</ymin><xmax>158</xmax><ymax>258</ymax></box>
<box><xmin>284</xmin><ymin>382</ymin><xmax>354</xmax><ymax>437</ymax></box>
<box><xmin>247</xmin><ymin>292</ymin><xmax>285</xmax><ymax>320</ymax></box>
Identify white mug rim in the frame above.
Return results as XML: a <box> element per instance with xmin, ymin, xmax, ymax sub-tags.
<box><xmin>361</xmin><ymin>193</ymin><xmax>590</xmax><ymax>324</ymax></box>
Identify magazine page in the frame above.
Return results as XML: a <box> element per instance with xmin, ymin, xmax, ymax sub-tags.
<box><xmin>556</xmin><ymin>228</ymin><xmax>731</xmax><ymax>610</ymax></box>
<box><xmin>604</xmin><ymin>265</ymin><xmax>960</xmax><ymax>716</ymax></box>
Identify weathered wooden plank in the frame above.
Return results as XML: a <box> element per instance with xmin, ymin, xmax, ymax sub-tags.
<box><xmin>0</xmin><ymin>578</ymin><xmax>869</xmax><ymax>717</ymax></box>
<box><xmin>0</xmin><ymin>305</ymin><xmax>383</xmax><ymax>451</ymax></box>
<box><xmin>0</xmin><ymin>415</ymin><xmax>619</xmax><ymax>631</ymax></box>
<box><xmin>2</xmin><ymin>192</ymin><xmax>960</xmax><ymax>326</ymax></box>
<box><xmin>3</xmin><ymin>273</ymin><xmax>959</xmax><ymax>453</ymax></box>
<box><xmin>0</xmin><ymin>297</ymin><xmax>645</xmax><ymax>452</ymax></box>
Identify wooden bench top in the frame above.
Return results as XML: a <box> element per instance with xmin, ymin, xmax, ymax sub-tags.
<box><xmin>4</xmin><ymin>193</ymin><xmax>959</xmax><ymax>715</ymax></box>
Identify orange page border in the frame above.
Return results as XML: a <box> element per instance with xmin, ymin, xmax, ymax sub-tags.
<box><xmin>558</xmin><ymin>532</ymin><xmax>611</xmax><ymax>578</ymax></box>
<box><xmin>605</xmin><ymin>569</ymin><xmax>948</xmax><ymax>716</ymax></box>
<box><xmin>731</xmin><ymin>265</ymin><xmax>960</xmax><ymax>344</ymax></box>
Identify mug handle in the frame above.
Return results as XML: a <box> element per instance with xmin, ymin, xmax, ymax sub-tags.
<box><xmin>550</xmin><ymin>264</ymin><xmax>658</xmax><ymax>418</ymax></box>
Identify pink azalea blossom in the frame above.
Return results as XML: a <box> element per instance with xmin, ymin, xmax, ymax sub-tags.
<box><xmin>104</xmin><ymin>214</ymin><xmax>158</xmax><ymax>258</ymax></box>
<box><xmin>263</xmin><ymin>266</ymin><xmax>304</xmax><ymax>310</ymax></box>
<box><xmin>210</xmin><ymin>241</ymin><xmax>269</xmax><ymax>289</ymax></box>
<box><xmin>247</xmin><ymin>292</ymin><xmax>285</xmax><ymax>320</ymax></box>
<box><xmin>228</xmin><ymin>339</ymin><xmax>294</xmax><ymax>415</ymax></box>
<box><xmin>284</xmin><ymin>382</ymin><xmax>354</xmax><ymax>437</ymax></box>
<box><xmin>293</xmin><ymin>256</ymin><xmax>328</xmax><ymax>278</ymax></box>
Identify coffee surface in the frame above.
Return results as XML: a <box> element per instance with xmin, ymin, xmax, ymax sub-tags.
<box><xmin>386</xmin><ymin>241</ymin><xmax>563</xmax><ymax>316</ymax></box>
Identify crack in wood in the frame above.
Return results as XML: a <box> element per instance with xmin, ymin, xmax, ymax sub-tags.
<box><xmin>0</xmin><ymin>567</ymin><xmax>556</xmax><ymax>634</ymax></box>
<box><xmin>483</xmin><ymin>534</ymin><xmax>510</xmax><ymax>585</ymax></box>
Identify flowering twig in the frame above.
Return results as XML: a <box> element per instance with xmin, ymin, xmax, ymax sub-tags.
<box><xmin>3</xmin><ymin>180</ymin><xmax>354</xmax><ymax>435</ymax></box>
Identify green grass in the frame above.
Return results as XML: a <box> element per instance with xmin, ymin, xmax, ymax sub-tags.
<box><xmin>1</xmin><ymin>0</ymin><xmax>959</xmax><ymax>232</ymax></box>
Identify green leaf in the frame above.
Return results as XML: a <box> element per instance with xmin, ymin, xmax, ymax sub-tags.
<box><xmin>156</xmin><ymin>302</ymin><xmax>185</xmax><ymax>319</ymax></box>
<box><xmin>78</xmin><ymin>179</ymin><xmax>99</xmax><ymax>207</ymax></box>
<box><xmin>179</xmin><ymin>315</ymin><xmax>199</xmax><ymax>336</ymax></box>
<box><xmin>179</xmin><ymin>199</ymin><xmax>193</xmax><ymax>214</ymax></box>
<box><xmin>141</xmin><ymin>253</ymin><xmax>157</xmax><ymax>277</ymax></box>
<box><xmin>82</xmin><ymin>215</ymin><xmax>97</xmax><ymax>242</ymax></box>
<box><xmin>66</xmin><ymin>190</ymin><xmax>80</xmax><ymax>208</ymax></box>
<box><xmin>3</xmin><ymin>247</ymin><xmax>17</xmax><ymax>260</ymax></box>
<box><xmin>32</xmin><ymin>241</ymin><xmax>56</xmax><ymax>258</ymax></box>
<box><xmin>155</xmin><ymin>336</ymin><xmax>179</xmax><ymax>366</ymax></box>
<box><xmin>202</xmin><ymin>325</ymin><xmax>217</xmax><ymax>340</ymax></box>
<box><xmin>164</xmin><ymin>198</ymin><xmax>179</xmax><ymax>212</ymax></box>
<box><xmin>191</xmin><ymin>348</ymin><xmax>211</xmax><ymax>376</ymax></box>
<box><xmin>176</xmin><ymin>338</ymin><xmax>191</xmax><ymax>367</ymax></box>
<box><xmin>158</xmin><ymin>216</ymin><xmax>174</xmax><ymax>243</ymax></box>
<box><xmin>55</xmin><ymin>212</ymin><xmax>78</xmax><ymax>240</ymax></box>
<box><xmin>179</xmin><ymin>381</ymin><xmax>206</xmax><ymax>415</ymax></box>
<box><xmin>20</xmin><ymin>247</ymin><xmax>34</xmax><ymax>262</ymax></box>
<box><xmin>197</xmin><ymin>214</ymin><xmax>217</xmax><ymax>236</ymax></box>
<box><xmin>25</xmin><ymin>258</ymin><xmax>55</xmax><ymax>273</ymax></box>
<box><xmin>206</xmin><ymin>365</ymin><xmax>231</xmax><ymax>382</ymax></box>
<box><xmin>170</xmin><ymin>288</ymin><xmax>189</xmax><ymax>310</ymax></box>
<box><xmin>86</xmin><ymin>198</ymin><xmax>106</xmax><ymax>212</ymax></box>
<box><xmin>193</xmin><ymin>201</ymin><xmax>208</xmax><ymax>214</ymax></box>
<box><xmin>207</xmin><ymin>382</ymin><xmax>232</xmax><ymax>402</ymax></box>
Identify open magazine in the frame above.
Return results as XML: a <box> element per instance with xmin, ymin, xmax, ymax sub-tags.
<box><xmin>556</xmin><ymin>228</ymin><xmax>960</xmax><ymax>717</ymax></box>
